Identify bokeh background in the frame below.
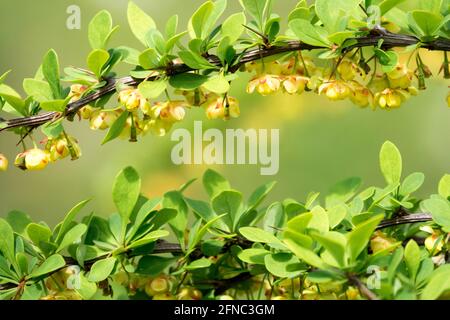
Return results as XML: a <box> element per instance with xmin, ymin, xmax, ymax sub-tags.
<box><xmin>0</xmin><ymin>0</ymin><xmax>449</xmax><ymax>225</ymax></box>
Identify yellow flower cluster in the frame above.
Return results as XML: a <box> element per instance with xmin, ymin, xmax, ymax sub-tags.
<box><xmin>245</xmin><ymin>54</ymin><xmax>421</xmax><ymax>111</ymax></box>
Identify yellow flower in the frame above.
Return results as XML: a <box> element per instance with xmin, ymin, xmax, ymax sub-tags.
<box><xmin>0</xmin><ymin>154</ymin><xmax>8</xmax><ymax>171</ymax></box>
<box><xmin>370</xmin><ymin>231</ymin><xmax>397</xmax><ymax>253</ymax></box>
<box><xmin>118</xmin><ymin>88</ymin><xmax>149</xmax><ymax>112</ymax></box>
<box><xmin>177</xmin><ymin>287</ymin><xmax>202</xmax><ymax>300</ymax></box>
<box><xmin>119</xmin><ymin>114</ymin><xmax>143</xmax><ymax>140</ymax></box>
<box><xmin>247</xmin><ymin>75</ymin><xmax>281</xmax><ymax>96</ymax></box>
<box><xmin>374</xmin><ymin>88</ymin><xmax>408</xmax><ymax>109</ymax></box>
<box><xmin>79</xmin><ymin>105</ymin><xmax>94</xmax><ymax>120</ymax></box>
<box><xmin>447</xmin><ymin>91</ymin><xmax>450</xmax><ymax>107</ymax></box>
<box><xmin>69</xmin><ymin>84</ymin><xmax>89</xmax><ymax>102</ymax></box>
<box><xmin>282</xmin><ymin>75</ymin><xmax>309</xmax><ymax>94</ymax></box>
<box><xmin>318</xmin><ymin>80</ymin><xmax>351</xmax><ymax>101</ymax></box>
<box><xmin>337</xmin><ymin>60</ymin><xmax>363</xmax><ymax>81</ymax></box>
<box><xmin>348</xmin><ymin>81</ymin><xmax>373</xmax><ymax>108</ymax></box>
<box><xmin>89</xmin><ymin>110</ymin><xmax>120</xmax><ymax>130</ymax></box>
<box><xmin>15</xmin><ymin>149</ymin><xmax>50</xmax><ymax>171</ymax></box>
<box><xmin>142</xmin><ymin>119</ymin><xmax>173</xmax><ymax>137</ymax></box>
<box><xmin>205</xmin><ymin>96</ymin><xmax>240</xmax><ymax>120</ymax></box>
<box><xmin>153</xmin><ymin>293</ymin><xmax>176</xmax><ymax>300</ymax></box>
<box><xmin>421</xmin><ymin>226</ymin><xmax>446</xmax><ymax>254</ymax></box>
<box><xmin>386</xmin><ymin>64</ymin><xmax>414</xmax><ymax>89</ymax></box>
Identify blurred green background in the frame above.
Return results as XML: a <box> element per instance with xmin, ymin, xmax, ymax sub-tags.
<box><xmin>0</xmin><ymin>0</ymin><xmax>449</xmax><ymax>226</ymax></box>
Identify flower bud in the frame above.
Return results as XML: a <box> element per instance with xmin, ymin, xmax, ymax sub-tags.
<box><xmin>387</xmin><ymin>64</ymin><xmax>409</xmax><ymax>80</ymax></box>
<box><xmin>153</xmin><ymin>293</ymin><xmax>176</xmax><ymax>300</ymax></box>
<box><xmin>145</xmin><ymin>275</ymin><xmax>172</xmax><ymax>297</ymax></box>
<box><xmin>177</xmin><ymin>287</ymin><xmax>202</xmax><ymax>300</ymax></box>
<box><xmin>370</xmin><ymin>231</ymin><xmax>397</xmax><ymax>253</ymax></box>
<box><xmin>0</xmin><ymin>154</ymin><xmax>8</xmax><ymax>171</ymax></box>
<box><xmin>89</xmin><ymin>110</ymin><xmax>119</xmax><ymax>130</ymax></box>
<box><xmin>205</xmin><ymin>96</ymin><xmax>240</xmax><ymax>120</ymax></box>
<box><xmin>247</xmin><ymin>75</ymin><xmax>281</xmax><ymax>96</ymax></box>
<box><xmin>216</xmin><ymin>295</ymin><xmax>234</xmax><ymax>300</ymax></box>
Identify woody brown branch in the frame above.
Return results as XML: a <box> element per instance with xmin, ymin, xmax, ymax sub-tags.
<box><xmin>1</xmin><ymin>31</ymin><xmax>450</xmax><ymax>132</ymax></box>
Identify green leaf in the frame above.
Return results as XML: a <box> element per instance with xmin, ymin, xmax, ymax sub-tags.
<box><xmin>284</xmin><ymin>239</ymin><xmax>327</xmax><ymax>269</ymax></box>
<box><xmin>185</xmin><ymin>198</ymin><xmax>229</xmax><ymax>231</ymax></box>
<box><xmin>87</xmin><ymin>49</ymin><xmax>110</xmax><ymax>78</ymax></box>
<box><xmin>128</xmin><ymin>197</ymin><xmax>161</xmax><ymax>240</ymax></box>
<box><xmin>127</xmin><ymin>1</ymin><xmax>156</xmax><ymax>47</ymax></box>
<box><xmin>6</xmin><ymin>211</ymin><xmax>32</xmax><ymax>235</ymax></box>
<box><xmin>379</xmin><ymin>141</ymin><xmax>402</xmax><ymax>185</ymax></box>
<box><xmin>88</xmin><ymin>257</ymin><xmax>117</xmax><ymax>282</ymax></box>
<box><xmin>438</xmin><ymin>174</ymin><xmax>450</xmax><ymax>199</ymax></box>
<box><xmin>212</xmin><ymin>190</ymin><xmax>243</xmax><ymax>231</ymax></box>
<box><xmin>163</xmin><ymin>191</ymin><xmax>188</xmax><ymax>247</ymax></box>
<box><xmin>221</xmin><ymin>12</ymin><xmax>246</xmax><ymax>43</ymax></box>
<box><xmin>127</xmin><ymin>230</ymin><xmax>169</xmax><ymax>250</ymax></box>
<box><xmin>421</xmin><ymin>265</ymin><xmax>450</xmax><ymax>300</ymax></box>
<box><xmin>311</xmin><ymin>231</ymin><xmax>347</xmax><ymax>268</ymax></box>
<box><xmin>56</xmin><ymin>224</ymin><xmax>87</xmax><ymax>253</ymax></box>
<box><xmin>237</xmin><ymin>248</ymin><xmax>270</xmax><ymax>265</ymax></box>
<box><xmin>88</xmin><ymin>10</ymin><xmax>113</xmax><ymax>50</ymax></box>
<box><xmin>0</xmin><ymin>219</ymin><xmax>15</xmax><ymax>263</ymax></box>
<box><xmin>136</xmin><ymin>256</ymin><xmax>177</xmax><ymax>276</ymax></box>
<box><xmin>422</xmin><ymin>198</ymin><xmax>450</xmax><ymax>229</ymax></box>
<box><xmin>42</xmin><ymin>49</ymin><xmax>62</xmax><ymax>99</ymax></box>
<box><xmin>264</xmin><ymin>253</ymin><xmax>303</xmax><ymax>278</ymax></box>
<box><xmin>0</xmin><ymin>84</ymin><xmax>26</xmax><ymax>116</ymax></box>
<box><xmin>41</xmin><ymin>119</ymin><xmax>64</xmax><ymax>139</ymax></box>
<box><xmin>380</xmin><ymin>0</ymin><xmax>407</xmax><ymax>15</ymax></box>
<box><xmin>112</xmin><ymin>167</ymin><xmax>141</xmax><ymax>240</ymax></box>
<box><xmin>139</xmin><ymin>48</ymin><xmax>160</xmax><ymax>69</ymax></box>
<box><xmin>23</xmin><ymin>78</ymin><xmax>53</xmax><ymax>102</ymax></box>
<box><xmin>347</xmin><ymin>214</ymin><xmax>384</xmax><ymax>262</ymax></box>
<box><xmin>409</xmin><ymin>10</ymin><xmax>443</xmax><ymax>37</ymax></box>
<box><xmin>40</xmin><ymin>99</ymin><xmax>68</xmax><ymax>112</ymax></box>
<box><xmin>138</xmin><ymin>80</ymin><xmax>167</xmax><ymax>99</ymax></box>
<box><xmin>326</xmin><ymin>177</ymin><xmax>361</xmax><ymax>207</ymax></box>
<box><xmin>239</xmin><ymin>227</ymin><xmax>285</xmax><ymax>248</ymax></box>
<box><xmin>263</xmin><ymin>202</ymin><xmax>285</xmax><ymax>234</ymax></box>
<box><xmin>404</xmin><ymin>239</ymin><xmax>421</xmax><ymax>281</ymax></box>
<box><xmin>247</xmin><ymin>181</ymin><xmax>277</xmax><ymax>212</ymax></box>
<box><xmin>178</xmin><ymin>50</ymin><xmax>216</xmax><ymax>70</ymax></box>
<box><xmin>29</xmin><ymin>254</ymin><xmax>65</xmax><ymax>279</ymax></box>
<box><xmin>400</xmin><ymin>172</ymin><xmax>425</xmax><ymax>196</ymax></box>
<box><xmin>75</xmin><ymin>273</ymin><xmax>98</xmax><ymax>300</ymax></box>
<box><xmin>102</xmin><ymin>111</ymin><xmax>129</xmax><ymax>145</ymax></box>
<box><xmin>203</xmin><ymin>169</ymin><xmax>230</xmax><ymax>199</ymax></box>
<box><xmin>169</xmin><ymin>73</ymin><xmax>209</xmax><ymax>91</ymax></box>
<box><xmin>189</xmin><ymin>1</ymin><xmax>215</xmax><ymax>39</ymax></box>
<box><xmin>55</xmin><ymin>199</ymin><xmax>90</xmax><ymax>244</ymax></box>
<box><xmin>26</xmin><ymin>223</ymin><xmax>52</xmax><ymax>249</ymax></box>
<box><xmin>327</xmin><ymin>204</ymin><xmax>347</xmax><ymax>229</ymax></box>
<box><xmin>289</xmin><ymin>19</ymin><xmax>332</xmax><ymax>47</ymax></box>
<box><xmin>240</xmin><ymin>0</ymin><xmax>265</xmax><ymax>29</ymax></box>
<box><xmin>202</xmin><ymin>75</ymin><xmax>230</xmax><ymax>94</ymax></box>
<box><xmin>185</xmin><ymin>258</ymin><xmax>212</xmax><ymax>270</ymax></box>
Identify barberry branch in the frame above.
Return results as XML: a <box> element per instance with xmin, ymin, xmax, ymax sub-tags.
<box><xmin>1</xmin><ymin>31</ymin><xmax>449</xmax><ymax>133</ymax></box>
<box><xmin>0</xmin><ymin>214</ymin><xmax>433</xmax><ymax>293</ymax></box>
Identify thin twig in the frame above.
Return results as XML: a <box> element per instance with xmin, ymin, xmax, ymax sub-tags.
<box><xmin>1</xmin><ymin>31</ymin><xmax>449</xmax><ymax>132</ymax></box>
